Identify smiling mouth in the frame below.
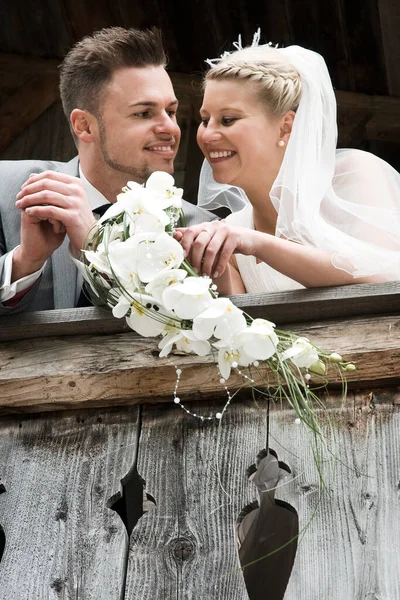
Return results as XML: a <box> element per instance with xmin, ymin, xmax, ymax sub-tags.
<box><xmin>209</xmin><ymin>150</ymin><xmax>236</xmax><ymax>159</ymax></box>
<box><xmin>146</xmin><ymin>145</ymin><xmax>174</xmax><ymax>152</ymax></box>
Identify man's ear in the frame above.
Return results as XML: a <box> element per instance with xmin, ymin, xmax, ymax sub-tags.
<box><xmin>70</xmin><ymin>109</ymin><xmax>97</xmax><ymax>143</ymax></box>
<box><xmin>279</xmin><ymin>111</ymin><xmax>296</xmax><ymax>143</ymax></box>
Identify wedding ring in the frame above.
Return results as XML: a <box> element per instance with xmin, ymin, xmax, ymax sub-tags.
<box><xmin>201</xmin><ymin>227</ymin><xmax>212</xmax><ymax>238</ymax></box>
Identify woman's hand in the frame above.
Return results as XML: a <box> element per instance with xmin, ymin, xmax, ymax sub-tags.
<box><xmin>174</xmin><ymin>221</ymin><xmax>254</xmax><ymax>278</ymax></box>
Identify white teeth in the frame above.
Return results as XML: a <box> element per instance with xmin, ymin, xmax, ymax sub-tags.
<box><xmin>149</xmin><ymin>146</ymin><xmax>172</xmax><ymax>151</ymax></box>
<box><xmin>209</xmin><ymin>151</ymin><xmax>235</xmax><ymax>159</ymax></box>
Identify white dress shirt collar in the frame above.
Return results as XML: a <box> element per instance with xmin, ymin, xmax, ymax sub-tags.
<box><xmin>79</xmin><ymin>165</ymin><xmax>111</xmax><ymax>212</ymax></box>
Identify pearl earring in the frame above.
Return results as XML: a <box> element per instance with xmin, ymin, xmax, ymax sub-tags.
<box><xmin>278</xmin><ymin>140</ymin><xmax>285</xmax><ymax>147</ymax></box>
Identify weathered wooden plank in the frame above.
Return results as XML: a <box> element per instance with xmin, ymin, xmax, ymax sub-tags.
<box><xmin>0</xmin><ymin>54</ymin><xmax>62</xmax><ymax>153</ymax></box>
<box><xmin>0</xmin><ymin>306</ymin><xmax>131</xmax><ymax>342</ymax></box>
<box><xmin>0</xmin><ymin>1</ymin><xmax>70</xmax><ymax>58</ymax></box>
<box><xmin>0</xmin><ymin>100</ymin><xmax>76</xmax><ymax>163</ymax></box>
<box><xmin>0</xmin><ymin>53</ymin><xmax>60</xmax><ymax>75</ymax></box>
<box><xmin>1</xmin><ymin>281</ymin><xmax>399</xmax><ymax>342</ymax></box>
<box><xmin>274</xmin><ymin>393</ymin><xmax>400</xmax><ymax>599</ymax></box>
<box><xmin>0</xmin><ymin>315</ymin><xmax>399</xmax><ymax>414</ymax></box>
<box><xmin>335</xmin><ymin>89</ymin><xmax>400</xmax><ymax>146</ymax></box>
<box><xmin>0</xmin><ymin>69</ymin><xmax>60</xmax><ymax>153</ymax></box>
<box><xmin>124</xmin><ymin>393</ymin><xmax>400</xmax><ymax>599</ymax></box>
<box><xmin>335</xmin><ymin>89</ymin><xmax>400</xmax><ymax>115</ymax></box>
<box><xmin>336</xmin><ymin>0</ymin><xmax>387</xmax><ymax>95</ymax></box>
<box><xmin>366</xmin><ymin>114</ymin><xmax>400</xmax><ymax>144</ymax></box>
<box><xmin>236</xmin><ymin>281</ymin><xmax>400</xmax><ymax>325</ymax></box>
<box><xmin>0</xmin><ymin>407</ymin><xmax>140</xmax><ymax>599</ymax></box>
<box><xmin>58</xmin><ymin>0</ymin><xmax>123</xmax><ymax>44</ymax></box>
<box><xmin>377</xmin><ymin>0</ymin><xmax>400</xmax><ymax>96</ymax></box>
<box><xmin>125</xmin><ymin>399</ymin><xmax>265</xmax><ymax>599</ymax></box>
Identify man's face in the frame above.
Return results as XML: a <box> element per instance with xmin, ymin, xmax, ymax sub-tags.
<box><xmin>96</xmin><ymin>66</ymin><xmax>181</xmax><ymax>184</ymax></box>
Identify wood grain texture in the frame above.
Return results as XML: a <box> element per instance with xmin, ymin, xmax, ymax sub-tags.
<box><xmin>125</xmin><ymin>399</ymin><xmax>268</xmax><ymax>599</ymax></box>
<box><xmin>378</xmin><ymin>0</ymin><xmax>400</xmax><ymax>96</ymax></box>
<box><xmin>1</xmin><ymin>281</ymin><xmax>399</xmax><ymax>342</ymax></box>
<box><xmin>123</xmin><ymin>393</ymin><xmax>400</xmax><ymax>599</ymax></box>
<box><xmin>0</xmin><ymin>314</ymin><xmax>399</xmax><ymax>414</ymax></box>
<box><xmin>273</xmin><ymin>393</ymin><xmax>400</xmax><ymax>599</ymax></box>
<box><xmin>235</xmin><ymin>281</ymin><xmax>400</xmax><ymax>325</ymax></box>
<box><xmin>0</xmin><ymin>54</ymin><xmax>61</xmax><ymax>153</ymax></box>
<box><xmin>0</xmin><ymin>407</ymin><xmax>140</xmax><ymax>599</ymax></box>
<box><xmin>0</xmin><ymin>101</ymin><xmax>76</xmax><ymax>163</ymax></box>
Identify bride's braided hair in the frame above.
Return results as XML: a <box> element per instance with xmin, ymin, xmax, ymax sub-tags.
<box><xmin>205</xmin><ymin>45</ymin><xmax>302</xmax><ymax>116</ymax></box>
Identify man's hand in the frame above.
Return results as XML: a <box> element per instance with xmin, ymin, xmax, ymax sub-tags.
<box><xmin>12</xmin><ymin>171</ymin><xmax>97</xmax><ymax>282</ymax></box>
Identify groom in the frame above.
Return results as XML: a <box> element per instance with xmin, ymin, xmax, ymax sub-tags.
<box><xmin>0</xmin><ymin>26</ymin><xmax>214</xmax><ymax>315</ymax></box>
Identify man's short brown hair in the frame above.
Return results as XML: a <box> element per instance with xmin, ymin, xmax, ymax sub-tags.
<box><xmin>59</xmin><ymin>26</ymin><xmax>167</xmax><ymax>123</ymax></box>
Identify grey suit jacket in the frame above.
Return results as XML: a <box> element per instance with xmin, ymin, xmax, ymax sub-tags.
<box><xmin>0</xmin><ymin>157</ymin><xmax>216</xmax><ymax>314</ymax></box>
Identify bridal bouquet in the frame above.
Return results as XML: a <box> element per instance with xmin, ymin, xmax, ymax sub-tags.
<box><xmin>79</xmin><ymin>171</ymin><xmax>353</xmax><ymax>428</ymax></box>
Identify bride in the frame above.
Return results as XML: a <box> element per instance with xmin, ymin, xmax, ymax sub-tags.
<box><xmin>175</xmin><ymin>35</ymin><xmax>400</xmax><ymax>295</ymax></box>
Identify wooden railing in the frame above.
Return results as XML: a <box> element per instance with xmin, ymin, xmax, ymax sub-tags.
<box><xmin>1</xmin><ymin>282</ymin><xmax>400</xmax><ymax>599</ymax></box>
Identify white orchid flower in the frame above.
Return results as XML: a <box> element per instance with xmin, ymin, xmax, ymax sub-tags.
<box><xmin>145</xmin><ymin>268</ymin><xmax>187</xmax><ymax>304</ymax></box>
<box><xmin>107</xmin><ymin>236</ymin><xmax>142</xmax><ymax>291</ymax></box>
<box><xmin>109</xmin><ymin>288</ymin><xmax>134</xmax><ymax>319</ymax></box>
<box><xmin>235</xmin><ymin>318</ymin><xmax>279</xmax><ymax>360</ymax></box>
<box><xmin>192</xmin><ymin>297</ymin><xmax>247</xmax><ymax>341</ymax></box>
<box><xmin>84</xmin><ymin>220</ymin><xmax>127</xmax><ymax>275</ymax></box>
<box><xmin>130</xmin><ymin>212</ymin><xmax>166</xmax><ymax>236</ymax></box>
<box><xmin>281</xmin><ymin>337</ymin><xmax>320</xmax><ymax>369</ymax></box>
<box><xmin>97</xmin><ymin>185</ymin><xmax>144</xmax><ymax>223</ymax></box>
<box><xmin>103</xmin><ymin>182</ymin><xmax>170</xmax><ymax>227</ymax></box>
<box><xmin>84</xmin><ymin>240</ymin><xmax>114</xmax><ymax>277</ymax></box>
<box><xmin>162</xmin><ymin>276</ymin><xmax>213</xmax><ymax>319</ymax></box>
<box><xmin>145</xmin><ymin>171</ymin><xmax>183</xmax><ymax>209</ymax></box>
<box><xmin>134</xmin><ymin>232</ymin><xmax>184</xmax><ymax>283</ymax></box>
<box><xmin>125</xmin><ymin>293</ymin><xmax>174</xmax><ymax>338</ymax></box>
<box><xmin>158</xmin><ymin>329</ymin><xmax>211</xmax><ymax>358</ymax></box>
<box><xmin>213</xmin><ymin>341</ymin><xmax>253</xmax><ymax>380</ymax></box>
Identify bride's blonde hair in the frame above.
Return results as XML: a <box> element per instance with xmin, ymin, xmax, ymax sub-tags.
<box><xmin>204</xmin><ymin>45</ymin><xmax>302</xmax><ymax>116</ymax></box>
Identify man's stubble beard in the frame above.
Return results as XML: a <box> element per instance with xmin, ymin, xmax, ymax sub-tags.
<box><xmin>98</xmin><ymin>117</ymin><xmax>152</xmax><ymax>184</ymax></box>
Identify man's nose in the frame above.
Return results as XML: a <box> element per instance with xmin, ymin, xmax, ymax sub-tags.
<box><xmin>154</xmin><ymin>113</ymin><xmax>180</xmax><ymax>136</ymax></box>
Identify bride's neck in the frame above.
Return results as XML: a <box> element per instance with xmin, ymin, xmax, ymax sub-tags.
<box><xmin>251</xmin><ymin>202</ymin><xmax>277</xmax><ymax>235</ymax></box>
<box><xmin>245</xmin><ymin>180</ymin><xmax>277</xmax><ymax>236</ymax></box>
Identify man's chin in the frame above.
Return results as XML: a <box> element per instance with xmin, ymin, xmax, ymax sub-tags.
<box><xmin>148</xmin><ymin>157</ymin><xmax>175</xmax><ymax>175</ymax></box>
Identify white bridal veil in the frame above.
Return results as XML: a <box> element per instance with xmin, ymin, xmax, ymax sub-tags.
<box><xmin>198</xmin><ymin>38</ymin><xmax>400</xmax><ymax>280</ymax></box>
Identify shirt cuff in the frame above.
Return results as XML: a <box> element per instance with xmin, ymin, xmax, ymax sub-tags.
<box><xmin>0</xmin><ymin>248</ymin><xmax>45</xmax><ymax>303</ymax></box>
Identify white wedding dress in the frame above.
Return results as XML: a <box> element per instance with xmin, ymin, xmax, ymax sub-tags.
<box><xmin>225</xmin><ymin>204</ymin><xmax>305</xmax><ymax>294</ymax></box>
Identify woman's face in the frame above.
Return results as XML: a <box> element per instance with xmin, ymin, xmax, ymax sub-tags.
<box><xmin>197</xmin><ymin>79</ymin><xmax>285</xmax><ymax>191</ymax></box>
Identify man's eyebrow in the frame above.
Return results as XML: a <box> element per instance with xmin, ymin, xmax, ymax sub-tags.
<box><xmin>127</xmin><ymin>99</ymin><xmax>179</xmax><ymax>108</ymax></box>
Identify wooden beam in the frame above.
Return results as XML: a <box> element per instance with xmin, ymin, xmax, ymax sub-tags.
<box><xmin>335</xmin><ymin>89</ymin><xmax>400</xmax><ymax>114</ymax></box>
<box><xmin>0</xmin><ymin>53</ymin><xmax>60</xmax><ymax>74</ymax></box>
<box><xmin>0</xmin><ymin>53</ymin><xmax>61</xmax><ymax>153</ymax></box>
<box><xmin>366</xmin><ymin>115</ymin><xmax>400</xmax><ymax>144</ymax></box>
<box><xmin>1</xmin><ymin>281</ymin><xmax>399</xmax><ymax>342</ymax></box>
<box><xmin>378</xmin><ymin>0</ymin><xmax>400</xmax><ymax>96</ymax></box>
<box><xmin>0</xmin><ymin>313</ymin><xmax>399</xmax><ymax>414</ymax></box>
<box><xmin>335</xmin><ymin>89</ymin><xmax>400</xmax><ymax>144</ymax></box>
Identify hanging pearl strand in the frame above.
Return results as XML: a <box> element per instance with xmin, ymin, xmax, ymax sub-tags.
<box><xmin>172</xmin><ymin>358</ymin><xmax>258</xmax><ymax>421</ymax></box>
<box><xmin>173</xmin><ymin>366</ymin><xmax>233</xmax><ymax>420</ymax></box>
